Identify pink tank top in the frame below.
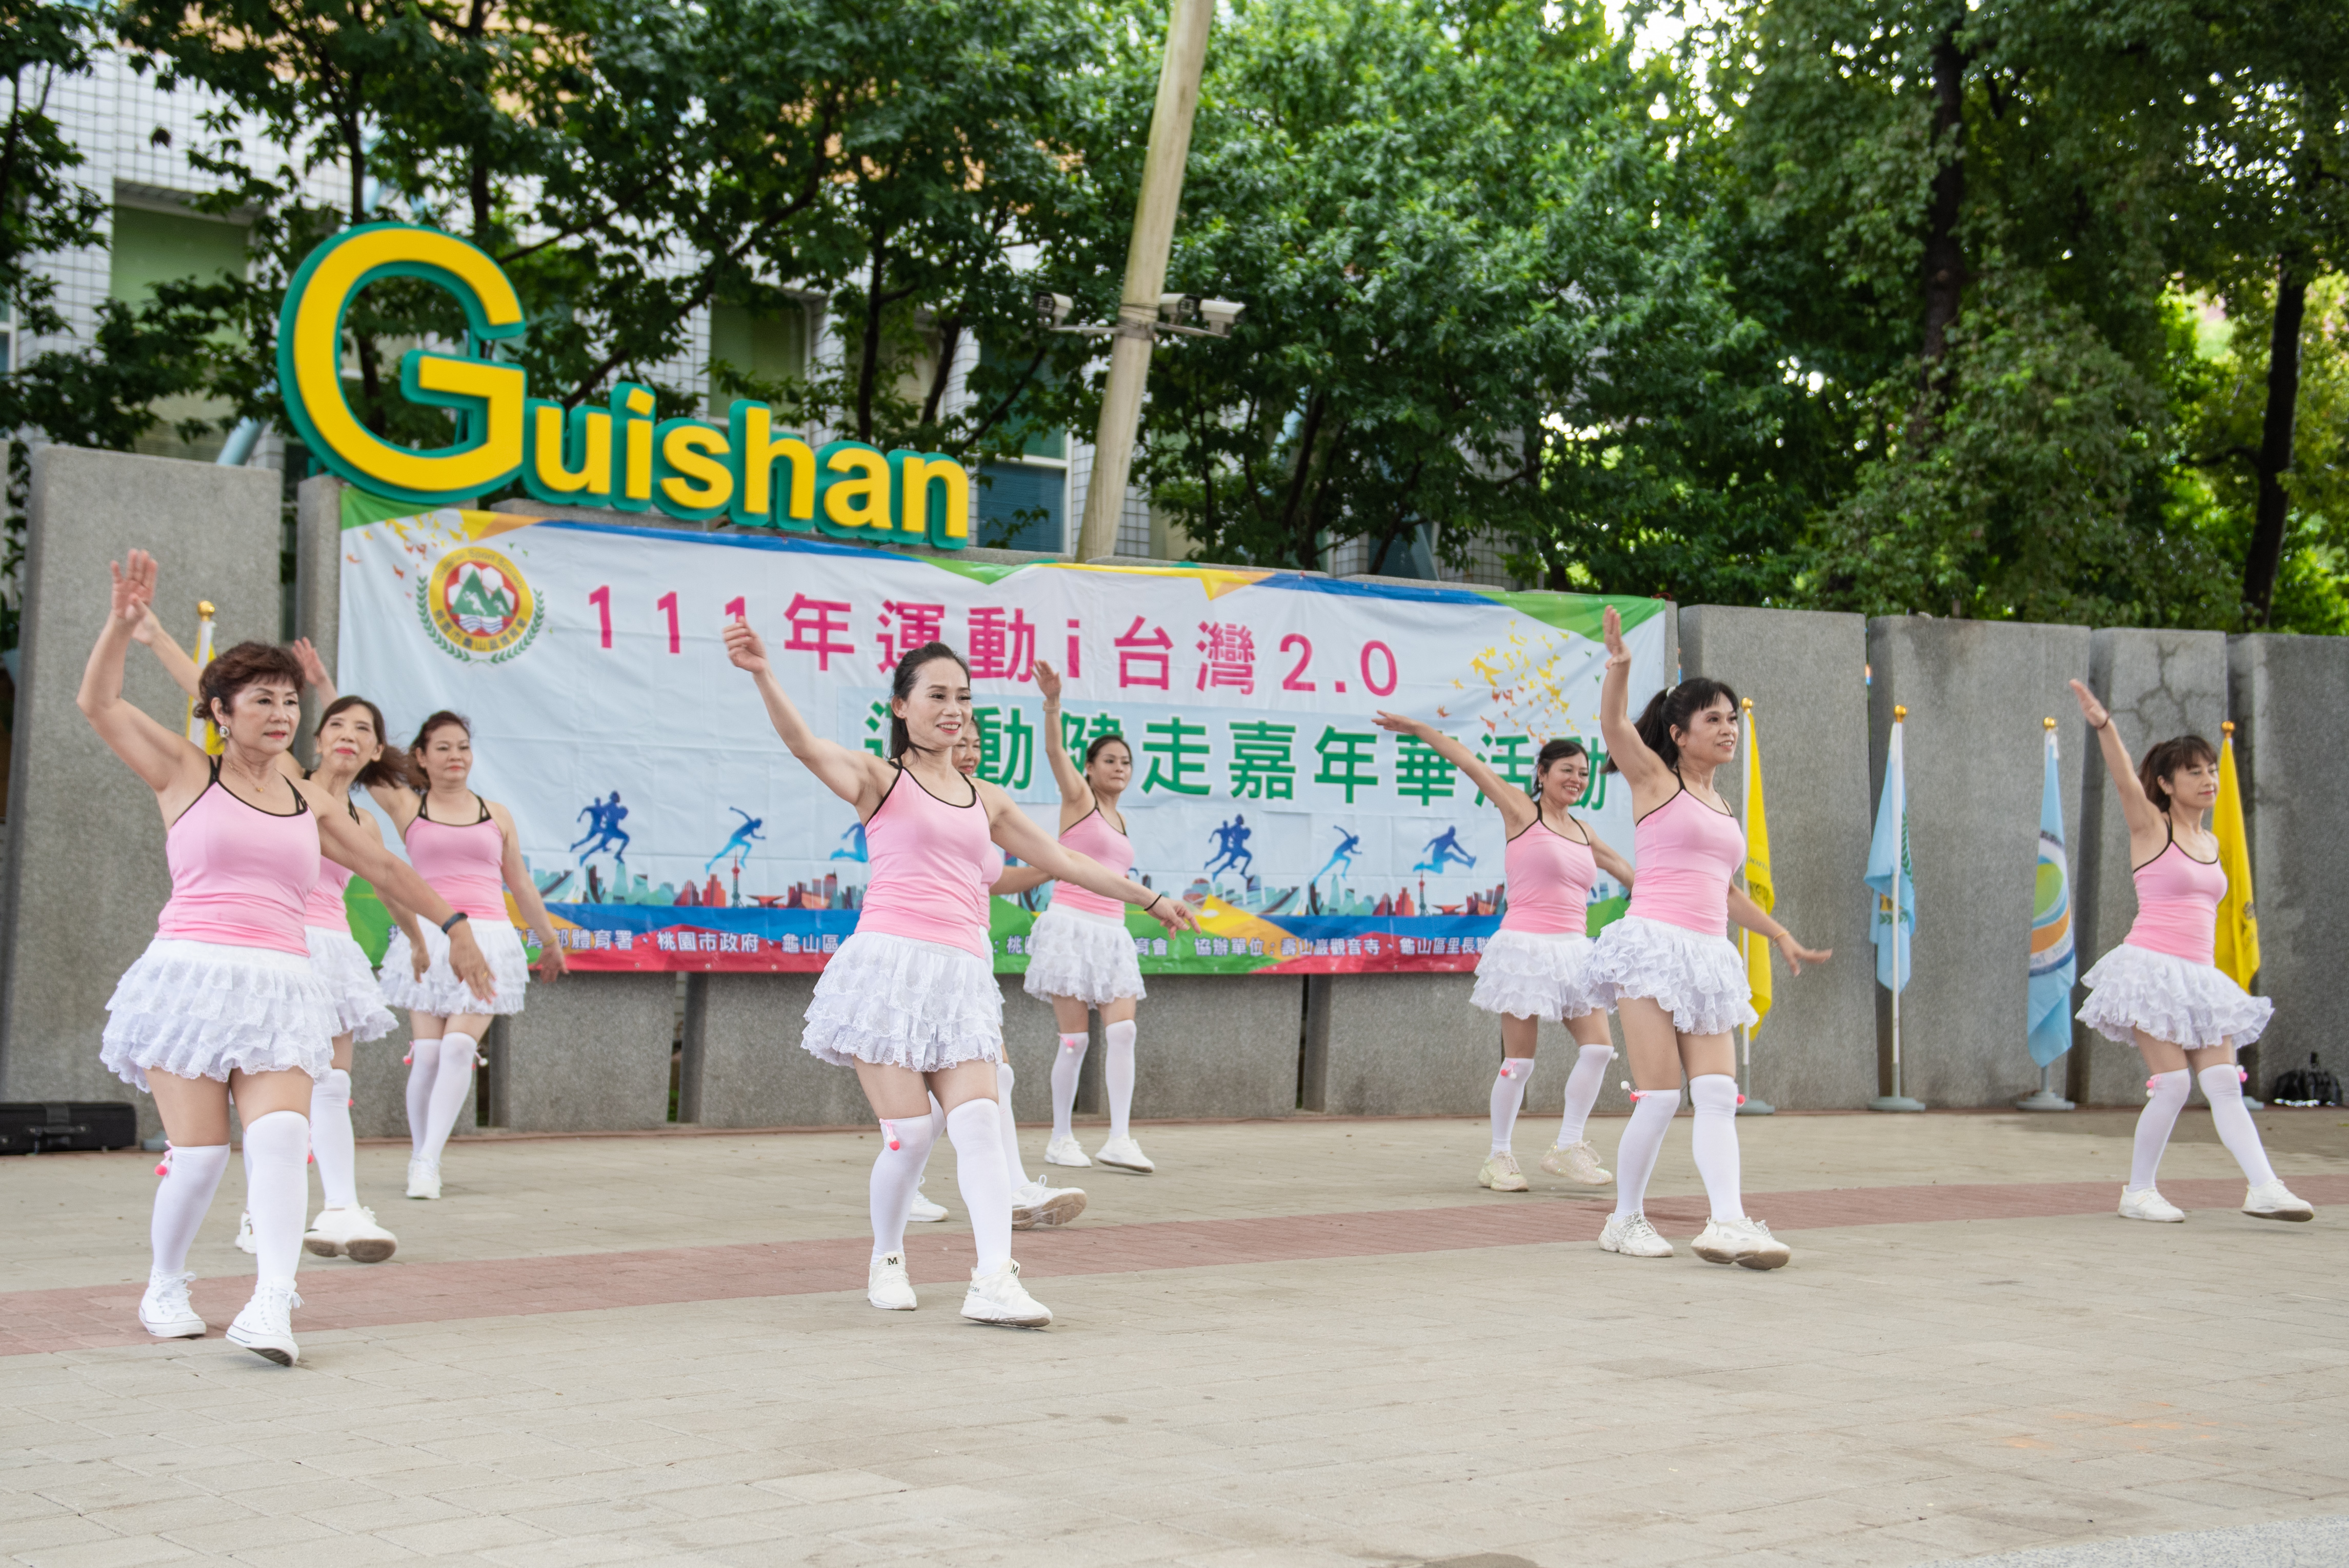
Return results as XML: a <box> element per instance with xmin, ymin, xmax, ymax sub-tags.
<box><xmin>405</xmin><ymin>796</ymin><xmax>509</xmax><ymax>922</ymax></box>
<box><xmin>155</xmin><ymin>761</ymin><xmax>318</xmax><ymax>956</ymax></box>
<box><xmin>1624</xmin><ymin>784</ymin><xmax>1743</xmax><ymax>936</ymax></box>
<box><xmin>2125</xmin><ymin>831</ymin><xmax>2225</xmax><ymax>966</ymax></box>
<box><xmin>1051</xmin><ymin>806</ymin><xmax>1133</xmax><ymax>919</ymax></box>
<box><xmin>855</xmin><ymin>765</ymin><xmax>993</xmax><ymax>958</ymax></box>
<box><xmin>1499</xmin><ymin>816</ymin><xmax>1596</xmax><ymax>935</ymax></box>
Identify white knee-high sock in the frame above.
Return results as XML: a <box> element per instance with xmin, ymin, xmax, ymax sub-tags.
<box><xmin>150</xmin><ymin>1142</ymin><xmax>230</xmax><ymax>1277</ymax></box>
<box><xmin>2130</xmin><ymin>1070</ymin><xmax>2192</xmax><ymax>1191</ymax></box>
<box><xmin>2199</xmin><ymin>1065</ymin><xmax>2279</xmax><ymax>1187</ymax></box>
<box><xmin>996</xmin><ymin>1062</ymin><xmax>1030</xmax><ymax>1187</ymax></box>
<box><xmin>913</xmin><ymin>1092</ymin><xmax>947</xmax><ymax>1187</ymax></box>
<box><xmin>310</xmin><ymin>1068</ymin><xmax>358</xmax><ymax>1212</ymax></box>
<box><xmin>948</xmin><ymin>1099</ymin><xmax>1014</xmax><ymax>1275</ymax></box>
<box><xmin>242</xmin><ymin>1111</ymin><xmax>310</xmax><ymax>1286</ymax></box>
<box><xmin>404</xmin><ymin>1041</ymin><xmax>439</xmax><ymax>1158</ymax></box>
<box><xmin>868</xmin><ymin>1111</ymin><xmax>939</xmax><ymax>1261</ymax></box>
<box><xmin>1489</xmin><ymin>1057</ymin><xmax>1535</xmax><ymax>1154</ymax></box>
<box><xmin>418</xmin><ymin>1033</ymin><xmax>479</xmax><ymax>1165</ymax></box>
<box><xmin>1104</xmin><ymin>1019</ymin><xmax>1138</xmax><ymax>1140</ymax></box>
<box><xmin>1612</xmin><ymin>1088</ymin><xmax>1681</xmax><ymax>1218</ymax></box>
<box><xmin>1049</xmin><ymin>1031</ymin><xmax>1088</xmax><ymax>1141</ymax></box>
<box><xmin>1688</xmin><ymin>1074</ymin><xmax>1745</xmax><ymax>1223</ymax></box>
<box><xmin>1555</xmin><ymin>1043</ymin><xmax>1614</xmax><ymax>1147</ymax></box>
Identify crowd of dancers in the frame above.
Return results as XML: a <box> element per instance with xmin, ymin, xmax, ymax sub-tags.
<box><xmin>81</xmin><ymin>555</ymin><xmax>2315</xmax><ymax>1363</ymax></box>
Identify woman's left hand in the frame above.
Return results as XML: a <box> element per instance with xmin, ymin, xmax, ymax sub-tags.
<box><xmin>1148</xmin><ymin>895</ymin><xmax>1200</xmax><ymax>934</ymax></box>
<box><xmin>1775</xmin><ymin>930</ymin><xmax>1832</xmax><ymax>975</ymax></box>
<box><xmin>533</xmin><ymin>939</ymin><xmax>567</xmax><ymax>981</ymax></box>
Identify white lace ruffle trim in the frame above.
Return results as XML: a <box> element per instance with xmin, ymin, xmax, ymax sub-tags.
<box><xmin>305</xmin><ymin>927</ymin><xmax>397</xmax><ymax>1043</ymax></box>
<box><xmin>1585</xmin><ymin>914</ymin><xmax>1757</xmax><ymax>1036</ymax></box>
<box><xmin>1021</xmin><ymin>903</ymin><xmax>1147</xmax><ymax>1006</ymax></box>
<box><xmin>803</xmin><ymin>931</ymin><xmax>1003</xmax><ymax>1071</ymax></box>
<box><xmin>1470</xmin><ymin>929</ymin><xmax>1601</xmax><ymax>1020</ymax></box>
<box><xmin>102</xmin><ymin>938</ymin><xmax>336</xmax><ymax>1091</ymax></box>
<box><xmin>378</xmin><ymin>919</ymin><xmax>530</xmax><ymax>1017</ymax></box>
<box><xmin>2077</xmin><ymin>942</ymin><xmax>2273</xmax><ymax>1048</ymax></box>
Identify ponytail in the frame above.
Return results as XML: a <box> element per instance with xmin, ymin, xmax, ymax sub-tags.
<box><xmin>1604</xmin><ymin>677</ymin><xmax>1739</xmax><ymax>773</ymax></box>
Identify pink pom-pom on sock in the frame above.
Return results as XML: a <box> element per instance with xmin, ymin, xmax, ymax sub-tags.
<box><xmin>154</xmin><ymin>1144</ymin><xmax>171</xmax><ymax>1177</ymax></box>
<box><xmin>2239</xmin><ymin>1068</ymin><xmax>2250</xmax><ymax>1082</ymax></box>
<box><xmin>2147</xmin><ymin>1076</ymin><xmax>2162</xmax><ymax>1089</ymax></box>
<box><xmin>402</xmin><ymin>1053</ymin><xmax>413</xmax><ymax>1065</ymax></box>
<box><xmin>881</xmin><ymin>1119</ymin><xmax>900</xmax><ymax>1152</ymax></box>
<box><xmin>1737</xmin><ymin>1094</ymin><xmax>1747</xmax><ymax>1106</ymax></box>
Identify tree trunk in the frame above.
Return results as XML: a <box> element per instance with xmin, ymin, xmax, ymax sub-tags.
<box><xmin>2244</xmin><ymin>260</ymin><xmax>2307</xmax><ymax>625</ymax></box>
<box><xmin>855</xmin><ymin>240</ymin><xmax>887</xmax><ymax>443</ymax></box>
<box><xmin>1919</xmin><ymin>26</ymin><xmax>1967</xmax><ymax>380</ymax></box>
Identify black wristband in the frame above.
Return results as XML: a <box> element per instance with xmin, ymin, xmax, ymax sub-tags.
<box><xmin>1146</xmin><ymin>892</ymin><xmax>1163</xmax><ymax>912</ymax></box>
<box><xmin>439</xmin><ymin>911</ymin><xmax>471</xmax><ymax>933</ymax></box>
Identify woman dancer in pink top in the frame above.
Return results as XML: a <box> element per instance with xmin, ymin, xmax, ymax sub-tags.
<box><xmin>1374</xmin><ymin>716</ymin><xmax>1634</xmax><ymax>1194</ymax></box>
<box><xmin>371</xmin><ymin>711</ymin><xmax>566</xmax><ymax>1200</ymax></box>
<box><xmin>1022</xmin><ymin>657</ymin><xmax>1160</xmax><ymax>1173</ymax></box>
<box><xmin>1586</xmin><ymin>606</ymin><xmax>1831</xmax><ymax>1269</ymax></box>
<box><xmin>2069</xmin><ymin>681</ymin><xmax>2311</xmax><ymax>1222</ymax></box>
<box><xmin>725</xmin><ymin>626</ymin><xmax>1194</xmax><ymax>1326</ymax></box>
<box><xmin>81</xmin><ymin>551</ymin><xmax>492</xmax><ymax>1364</ymax></box>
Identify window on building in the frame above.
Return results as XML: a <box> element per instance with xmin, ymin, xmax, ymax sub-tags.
<box><xmin>707</xmin><ymin>300</ymin><xmax>808</xmax><ymax>411</ymax></box>
<box><xmin>109</xmin><ymin>201</ymin><xmax>248</xmax><ymax>306</ymax></box>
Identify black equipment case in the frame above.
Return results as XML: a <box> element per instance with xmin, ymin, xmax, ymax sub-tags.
<box><xmin>0</xmin><ymin>1102</ymin><xmax>142</xmax><ymax>1154</ymax></box>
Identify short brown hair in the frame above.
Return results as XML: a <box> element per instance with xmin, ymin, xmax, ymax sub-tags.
<box><xmin>407</xmin><ymin>710</ymin><xmax>472</xmax><ymax>758</ymax></box>
<box><xmin>2139</xmin><ymin>734</ymin><xmax>2218</xmax><ymax>813</ymax></box>
<box><xmin>200</xmin><ymin>641</ymin><xmax>304</xmax><ymax>729</ymax></box>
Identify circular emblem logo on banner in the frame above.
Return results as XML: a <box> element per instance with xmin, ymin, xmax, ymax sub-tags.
<box><xmin>418</xmin><ymin>545</ymin><xmax>544</xmax><ymax>663</ymax></box>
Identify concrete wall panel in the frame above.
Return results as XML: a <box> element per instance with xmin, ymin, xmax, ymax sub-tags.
<box><xmin>499</xmin><ymin>972</ymin><xmax>674</xmax><ymax>1132</ymax></box>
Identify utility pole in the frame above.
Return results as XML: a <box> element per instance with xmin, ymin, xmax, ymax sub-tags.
<box><xmin>1073</xmin><ymin>0</ymin><xmax>1215</xmax><ymax>564</ymax></box>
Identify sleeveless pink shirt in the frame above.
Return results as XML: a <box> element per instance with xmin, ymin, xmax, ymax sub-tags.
<box><xmin>156</xmin><ymin>765</ymin><xmax>319</xmax><ymax>956</ymax></box>
<box><xmin>406</xmin><ymin>797</ymin><xmax>509</xmax><ymax>922</ymax></box>
<box><xmin>1499</xmin><ymin>817</ymin><xmax>1596</xmax><ymax>936</ymax></box>
<box><xmin>1051</xmin><ymin>807</ymin><xmax>1133</xmax><ymax>919</ymax></box>
<box><xmin>2125</xmin><ymin>834</ymin><xmax>2225</xmax><ymax>966</ymax></box>
<box><xmin>856</xmin><ymin>765</ymin><xmax>993</xmax><ymax>958</ymax></box>
<box><xmin>1624</xmin><ymin>785</ymin><xmax>1743</xmax><ymax>936</ymax></box>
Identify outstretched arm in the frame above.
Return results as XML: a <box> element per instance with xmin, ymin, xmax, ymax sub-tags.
<box><xmin>492</xmin><ymin>802</ymin><xmax>566</xmax><ymax>979</ymax></box>
<box><xmin>79</xmin><ymin>553</ymin><xmax>211</xmax><ymax>800</ymax></box>
<box><xmin>1373</xmin><ymin>712</ymin><xmax>1535</xmax><ymax>832</ymax></box>
<box><xmin>1598</xmin><ymin>606</ymin><xmax>1673</xmax><ymax>796</ymax></box>
<box><xmin>2070</xmin><ymin>679</ymin><xmax>2163</xmax><ymax>838</ymax></box>
<box><xmin>990</xmin><ymin>863</ymin><xmax>1054</xmax><ymax>897</ymax></box>
<box><xmin>1030</xmin><ymin>658</ymin><xmax>1094</xmax><ymax>811</ymax></box>
<box><xmin>305</xmin><ymin>781</ymin><xmax>496</xmax><ymax>1000</ymax></box>
<box><xmin>725</xmin><ymin>618</ymin><xmax>892</xmax><ymax>814</ymax></box>
<box><xmin>1582</xmin><ymin>821</ymin><xmax>1633</xmax><ymax>888</ymax></box>
<box><xmin>981</xmin><ymin>785</ymin><xmax>1198</xmax><ymax>934</ymax></box>
<box><xmin>1726</xmin><ymin>886</ymin><xmax>1831</xmax><ymax>976</ymax></box>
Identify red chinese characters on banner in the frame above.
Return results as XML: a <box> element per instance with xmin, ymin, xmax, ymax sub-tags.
<box><xmin>875</xmin><ymin>600</ymin><xmax>946</xmax><ymax>674</ymax></box>
<box><xmin>967</xmin><ymin>607</ymin><xmax>1037</xmax><ymax>680</ymax></box>
<box><xmin>782</xmin><ymin>593</ymin><xmax>856</xmax><ymax>671</ymax></box>
<box><xmin>1114</xmin><ymin>615</ymin><xmax>1173</xmax><ymax>690</ymax></box>
<box><xmin>1196</xmin><ymin>621</ymin><xmax>1257</xmax><ymax>695</ymax></box>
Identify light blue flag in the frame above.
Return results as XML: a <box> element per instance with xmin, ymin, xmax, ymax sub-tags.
<box><xmin>2027</xmin><ymin>727</ymin><xmax>2077</xmax><ymax>1067</ymax></box>
<box><xmin>1866</xmin><ymin>719</ymin><xmax>1913</xmax><ymax>992</ymax></box>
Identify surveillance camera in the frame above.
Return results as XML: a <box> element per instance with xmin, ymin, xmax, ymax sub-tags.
<box><xmin>1157</xmin><ymin>292</ymin><xmax>1196</xmax><ymax>323</ymax></box>
<box><xmin>1196</xmin><ymin>298</ymin><xmax>1244</xmax><ymax>334</ymax></box>
<box><xmin>1034</xmin><ymin>291</ymin><xmax>1073</xmax><ymax>328</ymax></box>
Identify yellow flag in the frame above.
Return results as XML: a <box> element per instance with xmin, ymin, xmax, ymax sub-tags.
<box><xmin>2213</xmin><ymin>723</ymin><xmax>2259</xmax><ymax>989</ymax></box>
<box><xmin>1741</xmin><ymin>700</ymin><xmax>1774</xmax><ymax>1032</ymax></box>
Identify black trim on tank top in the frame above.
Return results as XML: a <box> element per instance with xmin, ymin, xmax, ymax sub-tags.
<box><xmin>174</xmin><ymin>754</ymin><xmax>309</xmax><ymax>827</ymax></box>
<box><xmin>1065</xmin><ymin>801</ymin><xmax>1130</xmax><ymax>839</ymax></box>
<box><xmin>2134</xmin><ymin>817</ymin><xmax>2218</xmax><ymax>872</ymax></box>
<box><xmin>301</xmin><ymin>768</ymin><xmax>363</xmax><ymax>823</ymax></box>
<box><xmin>890</xmin><ymin>758</ymin><xmax>979</xmax><ymax>809</ymax></box>
<box><xmin>414</xmin><ymin>790</ymin><xmax>494</xmax><ymax>830</ymax></box>
<box><xmin>1507</xmin><ymin>811</ymin><xmax>1590</xmax><ymax>846</ymax></box>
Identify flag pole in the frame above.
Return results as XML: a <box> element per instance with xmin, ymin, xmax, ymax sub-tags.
<box><xmin>1871</xmin><ymin>703</ymin><xmax>1926</xmax><ymax>1112</ymax></box>
<box><xmin>2018</xmin><ymin>718</ymin><xmax>2077</xmax><ymax>1111</ymax></box>
<box><xmin>1737</xmin><ymin>698</ymin><xmax>1774</xmax><ymax>1115</ymax></box>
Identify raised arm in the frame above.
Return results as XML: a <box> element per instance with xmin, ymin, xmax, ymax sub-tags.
<box><xmin>1029</xmin><ymin>658</ymin><xmax>1093</xmax><ymax>809</ymax></box>
<box><xmin>1373</xmin><ymin>712</ymin><xmax>1536</xmax><ymax>832</ymax></box>
<box><xmin>131</xmin><ymin>607</ymin><xmax>203</xmax><ymax>698</ymax></box>
<box><xmin>1582</xmin><ymin>821</ymin><xmax>1634</xmax><ymax>889</ymax></box>
<box><xmin>367</xmin><ymin>778</ymin><xmax>423</xmax><ymax>833</ymax></box>
<box><xmin>981</xmin><ymin>783</ymin><xmax>1198</xmax><ymax>934</ymax></box>
<box><xmin>304</xmin><ymin>780</ymin><xmax>496</xmax><ymax>1000</ymax></box>
<box><xmin>1598</xmin><ymin>605</ymin><xmax>1673</xmax><ymax>797</ymax></box>
<box><xmin>78</xmin><ymin>553</ymin><xmax>211</xmax><ymax>801</ymax></box>
<box><xmin>724</xmin><ymin>618</ymin><xmax>891</xmax><ymax>814</ymax></box>
<box><xmin>491</xmin><ymin>801</ymin><xmax>567</xmax><ymax>980</ymax></box>
<box><xmin>289</xmin><ymin>638</ymin><xmax>339</xmax><ymax>711</ymax></box>
<box><xmin>2070</xmin><ymin>679</ymin><xmax>2163</xmax><ymax>838</ymax></box>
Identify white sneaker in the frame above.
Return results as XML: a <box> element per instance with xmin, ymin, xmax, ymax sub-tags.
<box><xmin>961</xmin><ymin>1260</ymin><xmax>1052</xmax><ymax>1328</ymax></box>
<box><xmin>225</xmin><ymin>1282</ymin><xmax>302</xmax><ymax>1365</ymax></box>
<box><xmin>1694</xmin><ymin>1216</ymin><xmax>1793</xmax><ymax>1270</ymax></box>
<box><xmin>1011</xmin><ymin>1180</ymin><xmax>1087</xmax><ymax>1230</ymax></box>
<box><xmin>1539</xmin><ymin>1140</ymin><xmax>1613</xmax><ymax>1185</ymax></box>
<box><xmin>234</xmin><ymin>1210</ymin><xmax>256</xmax><ymax>1255</ymax></box>
<box><xmin>138</xmin><ymin>1270</ymin><xmax>206</xmax><ymax>1339</ymax></box>
<box><xmin>2243</xmin><ymin>1180</ymin><xmax>2316</xmax><ymax>1221</ymax></box>
<box><xmin>1477</xmin><ymin>1151</ymin><xmax>1530</xmax><ymax>1192</ymax></box>
<box><xmin>1598</xmin><ymin>1213</ymin><xmax>1674</xmax><ymax>1258</ymax></box>
<box><xmin>1094</xmin><ymin>1135</ymin><xmax>1154</xmax><ymax>1173</ymax></box>
<box><xmin>2119</xmin><ymin>1187</ymin><xmax>2186</xmax><ymax>1223</ymax></box>
<box><xmin>1044</xmin><ymin>1136</ymin><xmax>1091</xmax><ymax>1169</ymax></box>
<box><xmin>907</xmin><ymin>1185</ymin><xmax>950</xmax><ymax>1223</ymax></box>
<box><xmin>305</xmin><ymin>1206</ymin><xmax>399</xmax><ymax>1263</ymax></box>
<box><xmin>406</xmin><ymin>1158</ymin><xmax>440</xmax><ymax>1200</ymax></box>
<box><xmin>868</xmin><ymin>1252</ymin><xmax>916</xmax><ymax>1311</ymax></box>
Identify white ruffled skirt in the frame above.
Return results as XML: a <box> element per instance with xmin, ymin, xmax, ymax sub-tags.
<box><xmin>306</xmin><ymin>926</ymin><xmax>397</xmax><ymax>1043</ymax></box>
<box><xmin>2077</xmin><ymin>942</ymin><xmax>2273</xmax><ymax>1049</ymax></box>
<box><xmin>102</xmin><ymin>937</ymin><xmax>335</xmax><ymax>1092</ymax></box>
<box><xmin>1471</xmin><ymin>929</ymin><xmax>1602</xmax><ymax>1021</ymax></box>
<box><xmin>1585</xmin><ymin>914</ymin><xmax>1757</xmax><ymax>1036</ymax></box>
<box><xmin>379</xmin><ymin>919</ymin><xmax>531</xmax><ymax>1016</ymax></box>
<box><xmin>804</xmin><ymin>931</ymin><xmax>1003</xmax><ymax>1072</ymax></box>
<box><xmin>1022</xmin><ymin>903</ymin><xmax>1147</xmax><ymax>1007</ymax></box>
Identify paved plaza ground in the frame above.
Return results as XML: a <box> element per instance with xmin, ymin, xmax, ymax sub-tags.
<box><xmin>3</xmin><ymin>1105</ymin><xmax>2347</xmax><ymax>1566</ymax></box>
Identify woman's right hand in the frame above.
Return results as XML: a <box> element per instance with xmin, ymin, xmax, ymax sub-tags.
<box><xmin>1372</xmin><ymin>710</ymin><xmax>1432</xmax><ymax>741</ymax></box>
<box><xmin>1601</xmin><ymin>603</ymin><xmax>1628</xmax><ymax>671</ymax></box>
<box><xmin>1030</xmin><ymin>657</ymin><xmax>1062</xmax><ymax>702</ymax></box>
<box><xmin>2069</xmin><ymin>678</ymin><xmax>2109</xmax><ymax>730</ymax></box>
<box><xmin>1147</xmin><ymin>894</ymin><xmax>1200</xmax><ymax>935</ymax></box>
<box><xmin>445</xmin><ymin>921</ymin><xmax>497</xmax><ymax>1001</ymax></box>
<box><xmin>110</xmin><ymin>551</ymin><xmax>156</xmax><ymax>631</ymax></box>
<box><xmin>724</xmin><ymin>618</ymin><xmax>769</xmax><ymax>676</ymax></box>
